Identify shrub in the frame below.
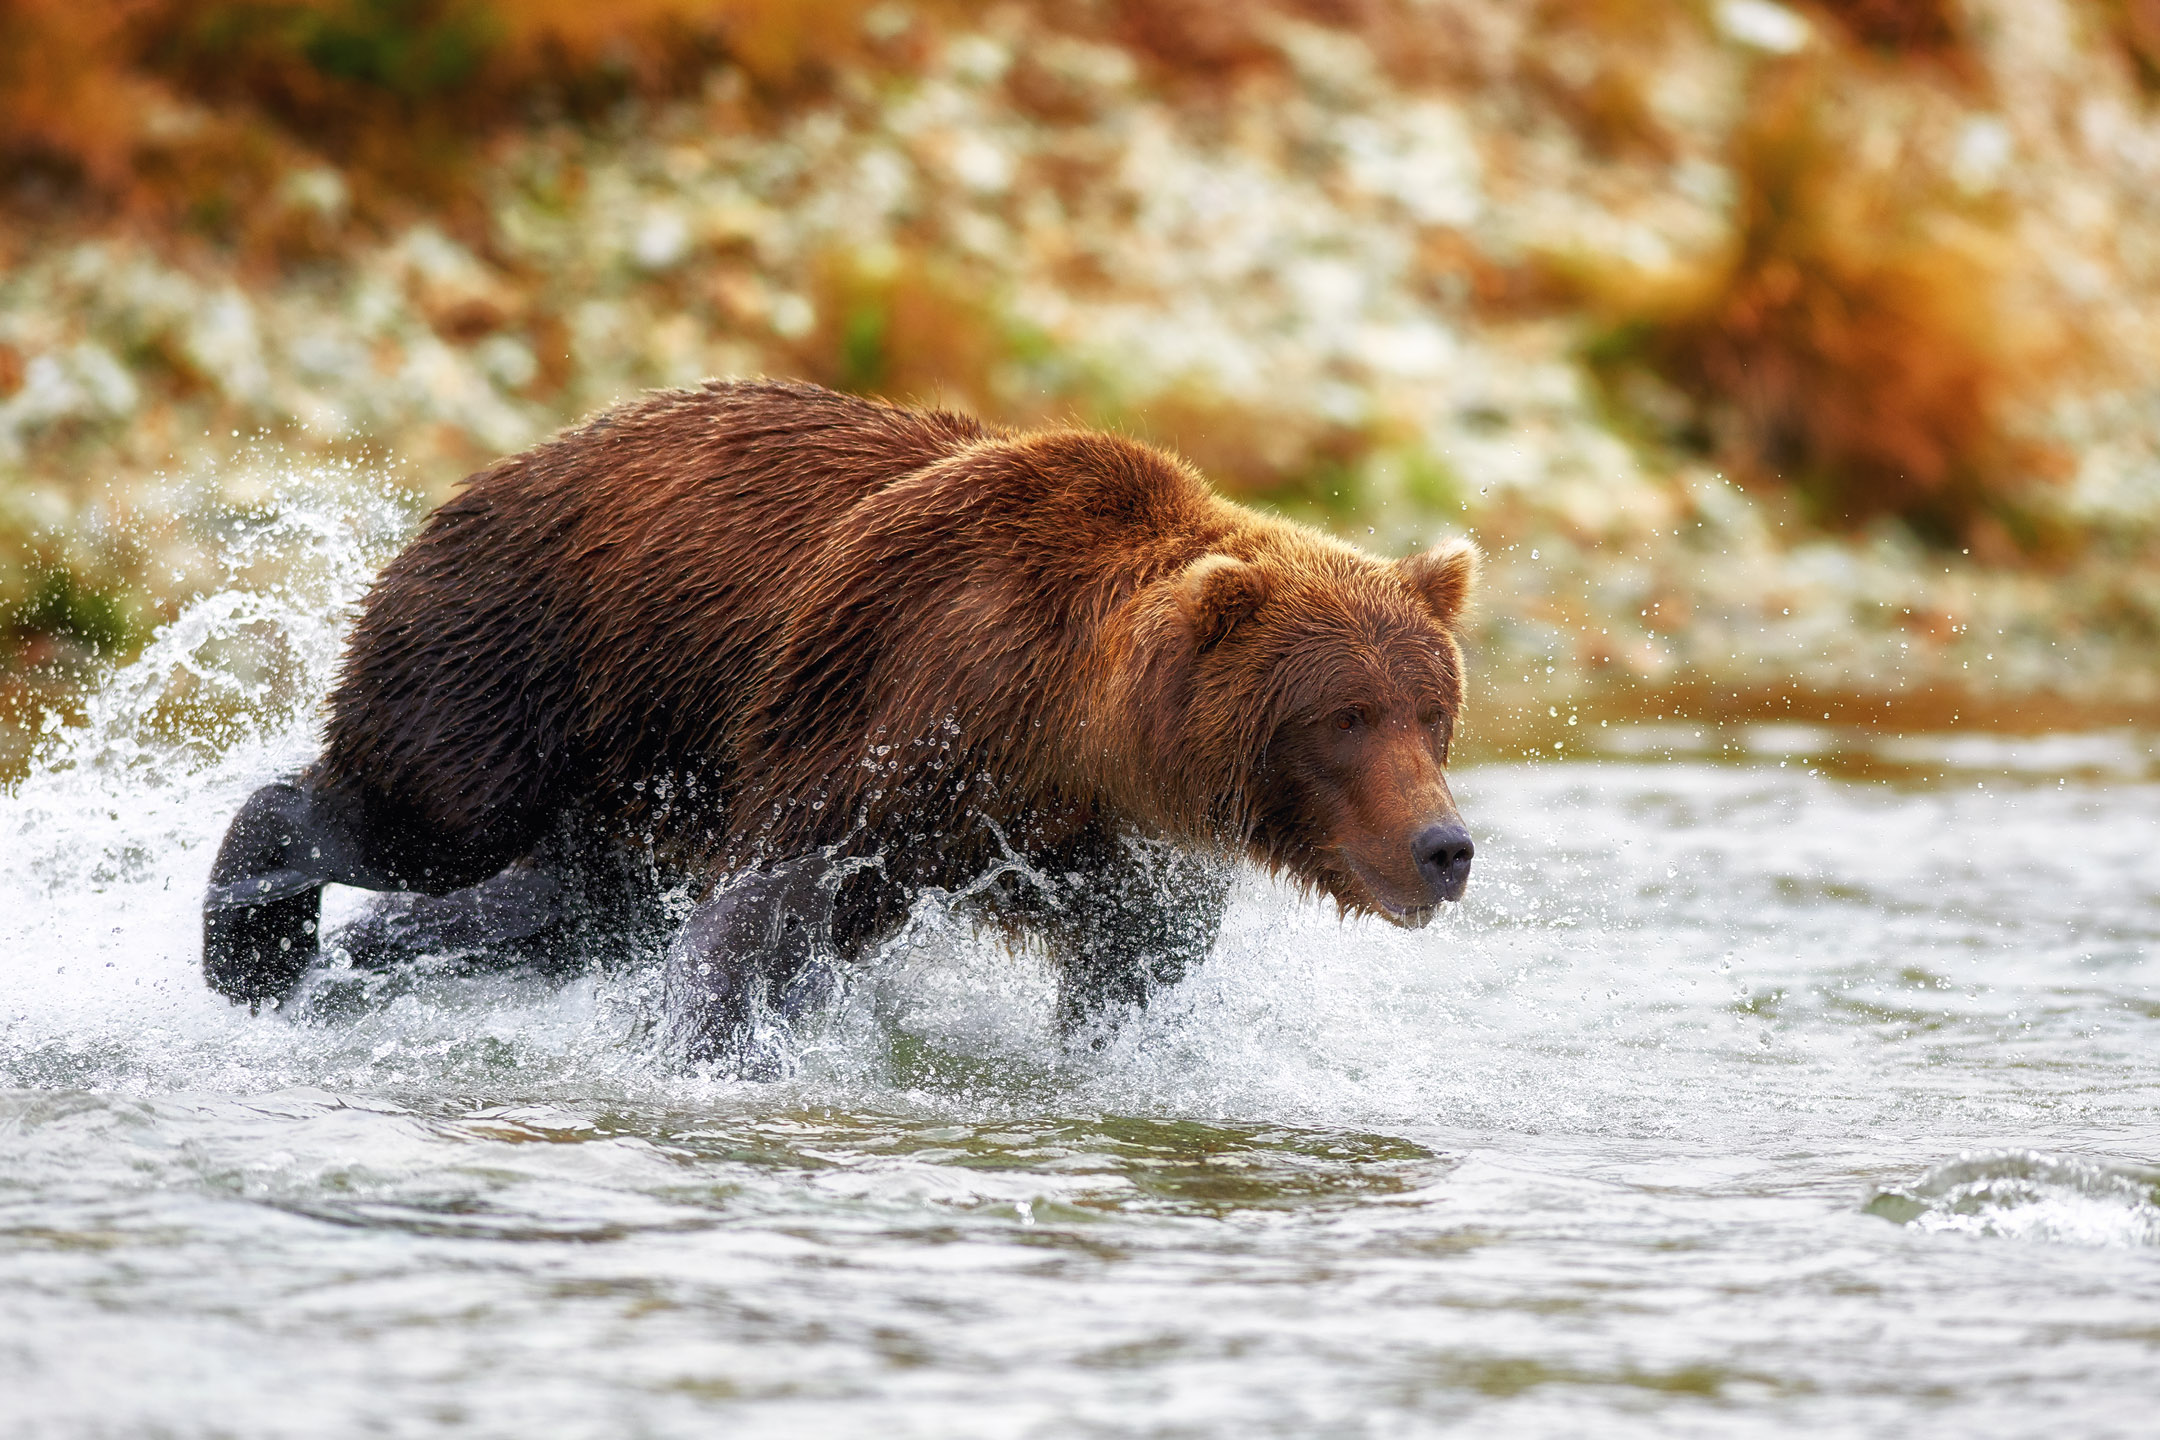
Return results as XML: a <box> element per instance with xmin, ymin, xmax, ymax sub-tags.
<box><xmin>0</xmin><ymin>0</ymin><xmax>874</xmax><ymax>252</ymax></box>
<box><xmin>1520</xmin><ymin>0</ymin><xmax>1680</xmax><ymax>162</ymax></box>
<box><xmin>2102</xmin><ymin>0</ymin><xmax>2160</xmax><ymax>92</ymax></box>
<box><xmin>792</xmin><ymin>247</ymin><xmax>1016</xmax><ymax>416</ymax></box>
<box><xmin>1579</xmin><ymin>64</ymin><xmax>2066</xmax><ymax>552</ymax></box>
<box><xmin>1809</xmin><ymin>0</ymin><xmax>1962</xmax><ymax>55</ymax></box>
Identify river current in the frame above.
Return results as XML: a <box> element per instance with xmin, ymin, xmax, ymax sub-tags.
<box><xmin>3</xmin><ymin>497</ymin><xmax>2158</xmax><ymax>1437</ymax></box>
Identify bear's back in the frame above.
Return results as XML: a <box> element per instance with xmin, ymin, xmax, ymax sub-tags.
<box><xmin>317</xmin><ymin>382</ymin><xmax>991</xmax><ymax>870</ymax></box>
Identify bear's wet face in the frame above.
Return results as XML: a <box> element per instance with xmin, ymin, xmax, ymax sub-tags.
<box><xmin>1170</xmin><ymin>538</ymin><xmax>1479</xmax><ymax>924</ymax></box>
<box><xmin>1251</xmin><ymin>676</ymin><xmax>1471</xmax><ymax>926</ymax></box>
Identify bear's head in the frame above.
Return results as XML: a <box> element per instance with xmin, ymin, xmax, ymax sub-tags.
<box><xmin>1160</xmin><ymin>535</ymin><xmax>1479</xmax><ymax>926</ymax></box>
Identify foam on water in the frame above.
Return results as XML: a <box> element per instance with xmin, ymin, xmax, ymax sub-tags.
<box><xmin>1868</xmin><ymin>1151</ymin><xmax>2160</xmax><ymax>1248</ymax></box>
<box><xmin>6</xmin><ymin>470</ymin><xmax>2160</xmax><ymax>1437</ymax></box>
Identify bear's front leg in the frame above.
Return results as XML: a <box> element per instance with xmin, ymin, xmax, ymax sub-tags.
<box><xmin>661</xmin><ymin>853</ymin><xmax>850</xmax><ymax>1070</ymax></box>
<box><xmin>202</xmin><ymin>779</ymin><xmax>399</xmax><ymax>1007</ymax></box>
<box><xmin>1043</xmin><ymin>836</ymin><xmax>1232</xmax><ymax>1040</ymax></box>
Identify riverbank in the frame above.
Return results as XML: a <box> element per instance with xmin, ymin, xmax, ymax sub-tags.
<box><xmin>6</xmin><ymin>0</ymin><xmax>2160</xmax><ymax>774</ymax></box>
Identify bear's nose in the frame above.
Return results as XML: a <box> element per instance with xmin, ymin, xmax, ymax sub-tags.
<box><xmin>1411</xmin><ymin>822</ymin><xmax>1474</xmax><ymax>901</ymax></box>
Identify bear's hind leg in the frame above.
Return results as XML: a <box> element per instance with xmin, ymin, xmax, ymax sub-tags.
<box><xmin>334</xmin><ymin>865</ymin><xmax>566</xmax><ymax>973</ymax></box>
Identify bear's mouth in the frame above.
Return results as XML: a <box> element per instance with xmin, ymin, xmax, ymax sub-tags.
<box><xmin>1330</xmin><ymin>859</ymin><xmax>1441</xmax><ymax>929</ymax></box>
<box><xmin>1377</xmin><ymin>900</ymin><xmax>1437</xmax><ymax>930</ymax></box>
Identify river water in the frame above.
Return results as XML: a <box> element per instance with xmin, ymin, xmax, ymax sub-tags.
<box><xmin>4</xmin><ymin>501</ymin><xmax>2159</xmax><ymax>1437</ymax></box>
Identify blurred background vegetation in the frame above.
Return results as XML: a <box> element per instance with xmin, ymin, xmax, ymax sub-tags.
<box><xmin>4</xmin><ymin>0</ymin><xmax>2160</xmax><ymax>772</ymax></box>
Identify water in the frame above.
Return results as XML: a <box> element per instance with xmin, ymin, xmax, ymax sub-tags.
<box><xmin>5</xmin><ymin>497</ymin><xmax>2160</xmax><ymax>1437</ymax></box>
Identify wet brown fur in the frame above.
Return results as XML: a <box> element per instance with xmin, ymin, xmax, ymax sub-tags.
<box><xmin>316</xmin><ymin>380</ymin><xmax>1477</xmax><ymax>925</ymax></box>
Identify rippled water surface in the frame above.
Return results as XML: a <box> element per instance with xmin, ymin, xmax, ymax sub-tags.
<box><xmin>5</xmin><ymin>502</ymin><xmax>2160</xmax><ymax>1437</ymax></box>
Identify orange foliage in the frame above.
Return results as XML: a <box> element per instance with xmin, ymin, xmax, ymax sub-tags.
<box><xmin>791</xmin><ymin>247</ymin><xmax>1012</xmax><ymax>415</ymax></box>
<box><xmin>1809</xmin><ymin>0</ymin><xmax>1961</xmax><ymax>53</ymax></box>
<box><xmin>1521</xmin><ymin>0</ymin><xmax>1680</xmax><ymax>162</ymax></box>
<box><xmin>493</xmin><ymin>0</ymin><xmax>871</xmax><ymax>87</ymax></box>
<box><xmin>0</xmin><ymin>2</ymin><xmax>163</xmax><ymax>191</ymax></box>
<box><xmin>1584</xmin><ymin>68</ymin><xmax>2065</xmax><ymax>550</ymax></box>
<box><xmin>0</xmin><ymin>0</ymin><xmax>874</xmax><ymax>250</ymax></box>
<box><xmin>1110</xmin><ymin>0</ymin><xmax>1282</xmax><ymax>77</ymax></box>
<box><xmin>2106</xmin><ymin>0</ymin><xmax>2160</xmax><ymax>91</ymax></box>
<box><xmin>1094</xmin><ymin>0</ymin><xmax>1468</xmax><ymax>90</ymax></box>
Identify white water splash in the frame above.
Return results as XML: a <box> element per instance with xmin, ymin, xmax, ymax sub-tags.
<box><xmin>1869</xmin><ymin>1151</ymin><xmax>2160</xmax><ymax>1249</ymax></box>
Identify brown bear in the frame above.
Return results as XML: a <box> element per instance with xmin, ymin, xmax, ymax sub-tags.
<box><xmin>202</xmin><ymin>380</ymin><xmax>1477</xmax><ymax>1062</ymax></box>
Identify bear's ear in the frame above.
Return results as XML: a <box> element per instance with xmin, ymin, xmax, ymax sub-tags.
<box><xmin>1177</xmin><ymin>553</ymin><xmax>1268</xmax><ymax>650</ymax></box>
<box><xmin>1396</xmin><ymin>537</ymin><xmax>1479</xmax><ymax>628</ymax></box>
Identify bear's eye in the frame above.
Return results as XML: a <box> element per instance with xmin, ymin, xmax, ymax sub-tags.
<box><xmin>1334</xmin><ymin>708</ymin><xmax>1363</xmax><ymax>732</ymax></box>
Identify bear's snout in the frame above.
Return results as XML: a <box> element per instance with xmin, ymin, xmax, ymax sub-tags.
<box><xmin>1411</xmin><ymin>821</ymin><xmax>1474</xmax><ymax>903</ymax></box>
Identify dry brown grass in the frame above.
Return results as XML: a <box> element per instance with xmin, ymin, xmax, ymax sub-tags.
<box><xmin>1520</xmin><ymin>0</ymin><xmax>1681</xmax><ymax>162</ymax></box>
<box><xmin>1809</xmin><ymin>0</ymin><xmax>1963</xmax><ymax>54</ymax></box>
<box><xmin>1052</xmin><ymin>0</ymin><xmax>1473</xmax><ymax>92</ymax></box>
<box><xmin>1107</xmin><ymin>0</ymin><xmax>1283</xmax><ymax>78</ymax></box>
<box><xmin>2102</xmin><ymin>0</ymin><xmax>2160</xmax><ymax>91</ymax></box>
<box><xmin>1576</xmin><ymin>64</ymin><xmax>2068</xmax><ymax>554</ymax></box>
<box><xmin>788</xmin><ymin>246</ymin><xmax>1016</xmax><ymax>418</ymax></box>
<box><xmin>0</xmin><ymin>0</ymin><xmax>877</xmax><ymax>256</ymax></box>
